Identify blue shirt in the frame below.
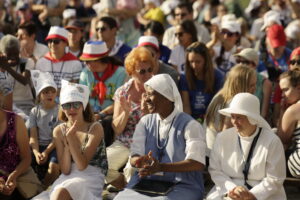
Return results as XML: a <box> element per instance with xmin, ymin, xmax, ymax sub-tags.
<box><xmin>79</xmin><ymin>66</ymin><xmax>126</xmax><ymax>112</ymax></box>
<box><xmin>179</xmin><ymin>69</ymin><xmax>224</xmax><ymax>119</ymax></box>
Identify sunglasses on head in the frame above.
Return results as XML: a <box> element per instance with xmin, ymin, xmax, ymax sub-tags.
<box><xmin>175</xmin><ymin>32</ymin><xmax>184</xmax><ymax>37</ymax></box>
<box><xmin>96</xmin><ymin>27</ymin><xmax>107</xmax><ymax>32</ymax></box>
<box><xmin>221</xmin><ymin>30</ymin><xmax>236</xmax><ymax>37</ymax></box>
<box><xmin>135</xmin><ymin>67</ymin><xmax>153</xmax><ymax>75</ymax></box>
<box><xmin>61</xmin><ymin>102</ymin><xmax>82</xmax><ymax>110</ymax></box>
<box><xmin>290</xmin><ymin>59</ymin><xmax>300</xmax><ymax>65</ymax></box>
<box><xmin>47</xmin><ymin>39</ymin><xmax>63</xmax><ymax>45</ymax></box>
<box><xmin>175</xmin><ymin>13</ymin><xmax>187</xmax><ymax>18</ymax></box>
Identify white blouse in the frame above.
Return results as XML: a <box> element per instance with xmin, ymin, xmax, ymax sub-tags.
<box><xmin>207</xmin><ymin>127</ymin><xmax>286</xmax><ymax>200</ymax></box>
<box><xmin>130</xmin><ymin>108</ymin><xmax>207</xmax><ymax>165</ymax></box>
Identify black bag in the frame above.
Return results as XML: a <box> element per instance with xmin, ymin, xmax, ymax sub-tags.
<box><xmin>132</xmin><ymin>179</ymin><xmax>175</xmax><ymax>196</ymax></box>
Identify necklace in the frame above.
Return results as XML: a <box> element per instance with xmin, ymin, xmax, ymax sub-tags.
<box><xmin>156</xmin><ymin>116</ymin><xmax>176</xmax><ymax>161</ymax></box>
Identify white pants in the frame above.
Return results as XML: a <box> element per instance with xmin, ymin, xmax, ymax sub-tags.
<box><xmin>105</xmin><ymin>140</ymin><xmax>130</xmax><ymax>183</ymax></box>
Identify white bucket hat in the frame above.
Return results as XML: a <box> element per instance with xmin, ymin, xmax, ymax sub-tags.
<box><xmin>45</xmin><ymin>26</ymin><xmax>69</xmax><ymax>43</ymax></box>
<box><xmin>31</xmin><ymin>70</ymin><xmax>57</xmax><ymax>96</ymax></box>
<box><xmin>138</xmin><ymin>36</ymin><xmax>159</xmax><ymax>51</ymax></box>
<box><xmin>144</xmin><ymin>74</ymin><xmax>183</xmax><ymax>112</ymax></box>
<box><xmin>60</xmin><ymin>80</ymin><xmax>90</xmax><ymax>109</ymax></box>
<box><xmin>80</xmin><ymin>41</ymin><xmax>109</xmax><ymax>61</ymax></box>
<box><xmin>261</xmin><ymin>10</ymin><xmax>282</xmax><ymax>31</ymax></box>
<box><xmin>219</xmin><ymin>93</ymin><xmax>271</xmax><ymax>130</ymax></box>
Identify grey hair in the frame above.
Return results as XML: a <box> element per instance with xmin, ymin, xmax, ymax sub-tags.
<box><xmin>0</xmin><ymin>34</ymin><xmax>20</xmax><ymax>53</ymax></box>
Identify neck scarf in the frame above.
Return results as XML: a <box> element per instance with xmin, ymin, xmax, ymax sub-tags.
<box><xmin>92</xmin><ymin>63</ymin><xmax>118</xmax><ymax>105</ymax></box>
<box><xmin>44</xmin><ymin>52</ymin><xmax>78</xmax><ymax>63</ymax></box>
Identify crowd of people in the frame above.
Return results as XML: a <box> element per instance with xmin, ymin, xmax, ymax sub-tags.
<box><xmin>0</xmin><ymin>0</ymin><xmax>300</xmax><ymax>199</ymax></box>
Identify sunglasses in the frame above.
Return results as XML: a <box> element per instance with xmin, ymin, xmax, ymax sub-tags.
<box><xmin>96</xmin><ymin>27</ymin><xmax>107</xmax><ymax>32</ymax></box>
<box><xmin>221</xmin><ymin>30</ymin><xmax>236</xmax><ymax>37</ymax></box>
<box><xmin>290</xmin><ymin>59</ymin><xmax>300</xmax><ymax>65</ymax></box>
<box><xmin>175</xmin><ymin>32</ymin><xmax>184</xmax><ymax>37</ymax></box>
<box><xmin>175</xmin><ymin>13</ymin><xmax>187</xmax><ymax>18</ymax></box>
<box><xmin>61</xmin><ymin>102</ymin><xmax>82</xmax><ymax>110</ymax></box>
<box><xmin>236</xmin><ymin>59</ymin><xmax>252</xmax><ymax>65</ymax></box>
<box><xmin>47</xmin><ymin>39</ymin><xmax>62</xmax><ymax>45</ymax></box>
<box><xmin>135</xmin><ymin>67</ymin><xmax>153</xmax><ymax>75</ymax></box>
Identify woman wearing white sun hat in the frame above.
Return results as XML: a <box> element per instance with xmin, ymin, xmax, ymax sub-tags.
<box><xmin>207</xmin><ymin>93</ymin><xmax>286</xmax><ymax>200</ymax></box>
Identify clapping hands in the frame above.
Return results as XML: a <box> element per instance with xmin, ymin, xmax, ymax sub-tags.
<box><xmin>134</xmin><ymin>151</ymin><xmax>160</xmax><ymax>178</ymax></box>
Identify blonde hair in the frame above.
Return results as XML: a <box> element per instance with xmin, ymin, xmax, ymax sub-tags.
<box><xmin>124</xmin><ymin>46</ymin><xmax>156</xmax><ymax>76</ymax></box>
<box><xmin>205</xmin><ymin>64</ymin><xmax>256</xmax><ymax>131</ymax></box>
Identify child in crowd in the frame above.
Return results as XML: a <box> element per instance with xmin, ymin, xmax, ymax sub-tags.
<box><xmin>27</xmin><ymin>70</ymin><xmax>60</xmax><ymax>188</ymax></box>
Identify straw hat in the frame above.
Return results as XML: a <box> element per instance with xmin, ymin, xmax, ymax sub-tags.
<box><xmin>79</xmin><ymin>41</ymin><xmax>109</xmax><ymax>61</ymax></box>
<box><xmin>60</xmin><ymin>80</ymin><xmax>90</xmax><ymax>109</ymax></box>
<box><xmin>219</xmin><ymin>93</ymin><xmax>271</xmax><ymax>129</ymax></box>
<box><xmin>45</xmin><ymin>26</ymin><xmax>69</xmax><ymax>43</ymax></box>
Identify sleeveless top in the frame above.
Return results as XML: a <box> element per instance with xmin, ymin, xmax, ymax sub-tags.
<box><xmin>0</xmin><ymin>111</ymin><xmax>20</xmax><ymax>180</ymax></box>
<box><xmin>287</xmin><ymin>101</ymin><xmax>300</xmax><ymax>177</ymax></box>
<box><xmin>61</xmin><ymin>122</ymin><xmax>108</xmax><ymax>175</ymax></box>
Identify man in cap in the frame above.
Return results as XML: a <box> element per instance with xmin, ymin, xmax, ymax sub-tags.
<box><xmin>65</xmin><ymin>19</ymin><xmax>85</xmax><ymax>57</ymax></box>
<box><xmin>35</xmin><ymin>26</ymin><xmax>82</xmax><ymax>91</ymax></box>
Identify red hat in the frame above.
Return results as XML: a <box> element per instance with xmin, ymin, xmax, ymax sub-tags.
<box><xmin>290</xmin><ymin>47</ymin><xmax>300</xmax><ymax>60</ymax></box>
<box><xmin>267</xmin><ymin>24</ymin><xmax>286</xmax><ymax>48</ymax></box>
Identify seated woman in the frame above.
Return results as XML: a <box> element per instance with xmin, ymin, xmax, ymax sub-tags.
<box><xmin>0</xmin><ymin>84</ymin><xmax>41</xmax><ymax>200</ymax></box>
<box><xmin>205</xmin><ymin>64</ymin><xmax>257</xmax><ymax>155</ymax></box>
<box><xmin>114</xmin><ymin>74</ymin><xmax>206</xmax><ymax>200</ymax></box>
<box><xmin>108</xmin><ymin>47</ymin><xmax>155</xmax><ymax>189</ymax></box>
<box><xmin>180</xmin><ymin>42</ymin><xmax>223</xmax><ymax>123</ymax></box>
<box><xmin>79</xmin><ymin>41</ymin><xmax>127</xmax><ymax>146</ymax></box>
<box><xmin>207</xmin><ymin>93</ymin><xmax>286</xmax><ymax>200</ymax></box>
<box><xmin>33</xmin><ymin>80</ymin><xmax>107</xmax><ymax>200</ymax></box>
<box><xmin>278</xmin><ymin>69</ymin><xmax>300</xmax><ymax>178</ymax></box>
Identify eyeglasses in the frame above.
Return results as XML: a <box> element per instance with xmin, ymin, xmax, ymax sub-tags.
<box><xmin>61</xmin><ymin>102</ymin><xmax>82</xmax><ymax>110</ymax></box>
<box><xmin>175</xmin><ymin>13</ymin><xmax>187</xmax><ymax>18</ymax></box>
<box><xmin>47</xmin><ymin>39</ymin><xmax>63</xmax><ymax>45</ymax></box>
<box><xmin>135</xmin><ymin>67</ymin><xmax>153</xmax><ymax>75</ymax></box>
<box><xmin>96</xmin><ymin>27</ymin><xmax>107</xmax><ymax>32</ymax></box>
<box><xmin>175</xmin><ymin>32</ymin><xmax>184</xmax><ymax>38</ymax></box>
<box><xmin>236</xmin><ymin>59</ymin><xmax>252</xmax><ymax>65</ymax></box>
<box><xmin>221</xmin><ymin>30</ymin><xmax>236</xmax><ymax>37</ymax></box>
<box><xmin>290</xmin><ymin>59</ymin><xmax>300</xmax><ymax>65</ymax></box>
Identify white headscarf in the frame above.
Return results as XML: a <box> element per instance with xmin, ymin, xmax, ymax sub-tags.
<box><xmin>144</xmin><ymin>74</ymin><xmax>182</xmax><ymax>112</ymax></box>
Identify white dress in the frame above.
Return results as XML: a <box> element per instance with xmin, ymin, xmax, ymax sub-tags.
<box><xmin>32</xmin><ymin>122</ymin><xmax>106</xmax><ymax>200</ymax></box>
<box><xmin>207</xmin><ymin>127</ymin><xmax>286</xmax><ymax>200</ymax></box>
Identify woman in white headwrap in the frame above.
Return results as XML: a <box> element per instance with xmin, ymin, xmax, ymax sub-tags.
<box><xmin>33</xmin><ymin>80</ymin><xmax>107</xmax><ymax>200</ymax></box>
<box><xmin>114</xmin><ymin>74</ymin><xmax>207</xmax><ymax>200</ymax></box>
<box><xmin>207</xmin><ymin>93</ymin><xmax>286</xmax><ymax>200</ymax></box>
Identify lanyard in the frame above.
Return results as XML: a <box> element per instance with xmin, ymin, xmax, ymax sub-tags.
<box><xmin>156</xmin><ymin>116</ymin><xmax>176</xmax><ymax>162</ymax></box>
<box><xmin>51</xmin><ymin>61</ymin><xmax>65</xmax><ymax>82</ymax></box>
<box><xmin>238</xmin><ymin>127</ymin><xmax>262</xmax><ymax>190</ymax></box>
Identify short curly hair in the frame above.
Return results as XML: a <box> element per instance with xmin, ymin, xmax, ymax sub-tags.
<box><xmin>124</xmin><ymin>46</ymin><xmax>156</xmax><ymax>76</ymax></box>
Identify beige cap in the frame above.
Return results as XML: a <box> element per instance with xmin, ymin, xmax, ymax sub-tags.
<box><xmin>234</xmin><ymin>48</ymin><xmax>259</xmax><ymax>66</ymax></box>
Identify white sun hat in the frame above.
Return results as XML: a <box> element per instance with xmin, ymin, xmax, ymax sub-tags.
<box><xmin>219</xmin><ymin>93</ymin><xmax>271</xmax><ymax>130</ymax></box>
<box><xmin>31</xmin><ymin>70</ymin><xmax>57</xmax><ymax>96</ymax></box>
<box><xmin>138</xmin><ymin>36</ymin><xmax>159</xmax><ymax>51</ymax></box>
<box><xmin>261</xmin><ymin>10</ymin><xmax>282</xmax><ymax>31</ymax></box>
<box><xmin>60</xmin><ymin>80</ymin><xmax>90</xmax><ymax>109</ymax></box>
<box><xmin>234</xmin><ymin>48</ymin><xmax>259</xmax><ymax>66</ymax></box>
<box><xmin>144</xmin><ymin>74</ymin><xmax>183</xmax><ymax>112</ymax></box>
<box><xmin>45</xmin><ymin>26</ymin><xmax>69</xmax><ymax>43</ymax></box>
<box><xmin>63</xmin><ymin>9</ymin><xmax>76</xmax><ymax>19</ymax></box>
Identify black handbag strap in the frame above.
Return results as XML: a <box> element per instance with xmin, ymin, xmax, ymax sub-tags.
<box><xmin>238</xmin><ymin>127</ymin><xmax>262</xmax><ymax>189</ymax></box>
